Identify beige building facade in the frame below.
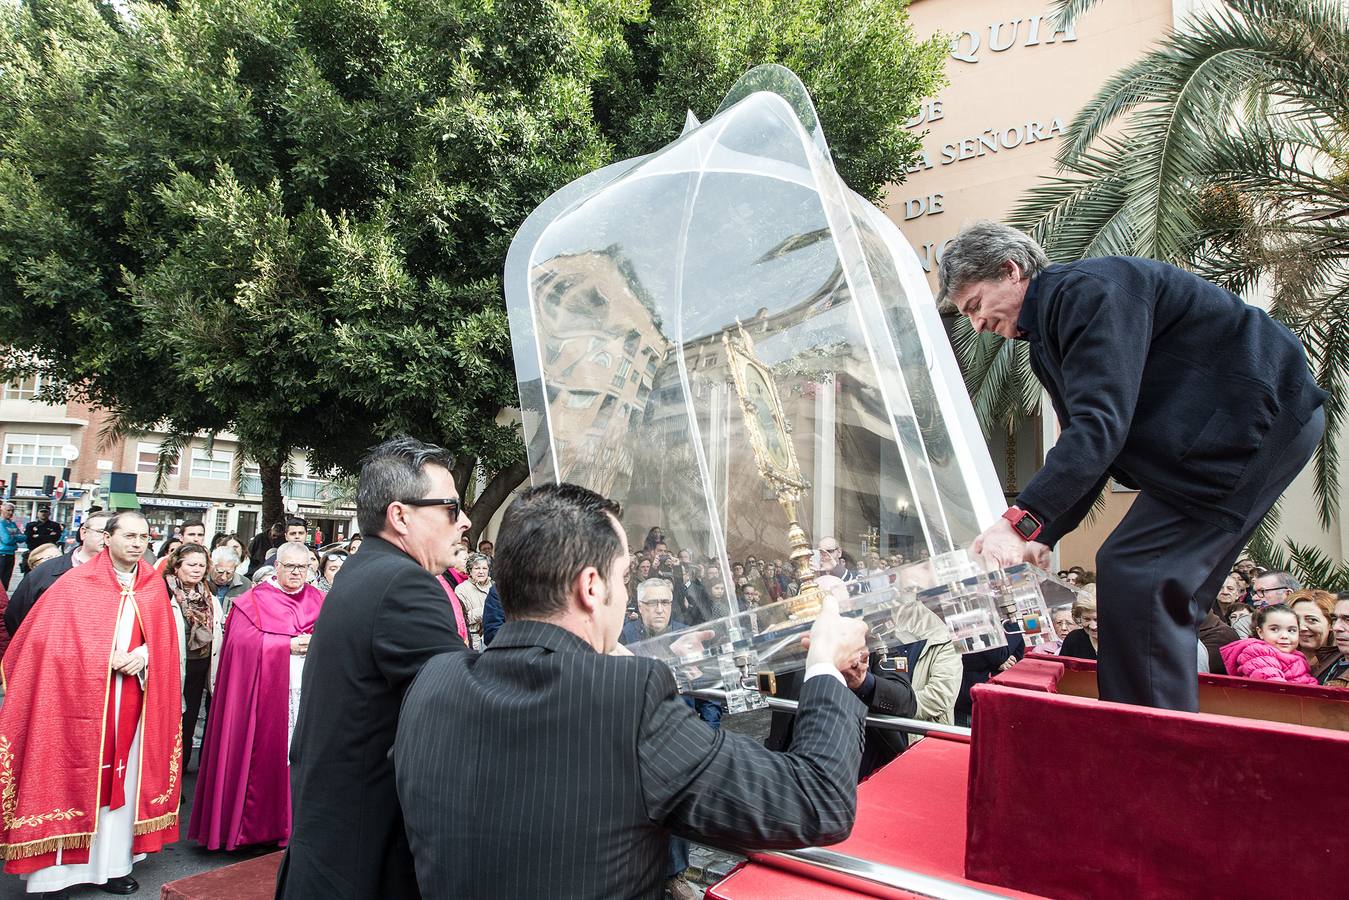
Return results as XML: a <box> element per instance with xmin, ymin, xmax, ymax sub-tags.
<box><xmin>890</xmin><ymin>0</ymin><xmax>1346</xmax><ymax>571</ymax></box>
<box><xmin>0</xmin><ymin>375</ymin><xmax>355</xmax><ymax>547</ymax></box>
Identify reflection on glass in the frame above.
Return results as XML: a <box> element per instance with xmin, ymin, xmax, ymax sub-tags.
<box><xmin>504</xmin><ymin>64</ymin><xmax>1005</xmax><ymax>632</ymax></box>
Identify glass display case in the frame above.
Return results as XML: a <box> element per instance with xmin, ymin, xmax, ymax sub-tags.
<box><xmin>625</xmin><ymin>550</ymin><xmax>1073</xmax><ymax>713</ymax></box>
<box><xmin>503</xmin><ymin>66</ymin><xmax>1067</xmax><ymax>703</ymax></box>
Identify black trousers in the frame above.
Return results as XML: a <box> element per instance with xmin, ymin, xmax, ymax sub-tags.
<box><xmin>0</xmin><ymin>554</ymin><xmax>13</xmax><ymax>592</ymax></box>
<box><xmin>1096</xmin><ymin>408</ymin><xmax>1325</xmax><ymax>711</ymax></box>
<box><xmin>183</xmin><ymin>655</ymin><xmax>211</xmax><ymax>766</ymax></box>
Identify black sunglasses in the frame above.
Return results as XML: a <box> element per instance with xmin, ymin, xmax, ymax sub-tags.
<box><xmin>401</xmin><ymin>497</ymin><xmax>462</xmax><ymax>519</ymax></box>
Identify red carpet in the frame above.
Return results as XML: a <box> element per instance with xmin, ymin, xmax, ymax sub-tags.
<box><xmin>160</xmin><ymin>851</ymin><xmax>282</xmax><ymax>900</ymax></box>
<box><xmin>709</xmin><ymin>736</ymin><xmax>1043</xmax><ymax>899</ymax></box>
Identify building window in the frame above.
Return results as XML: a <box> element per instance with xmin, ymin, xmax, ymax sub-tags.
<box><xmin>3</xmin><ymin>433</ymin><xmax>67</xmax><ymax>467</ymax></box>
<box><xmin>136</xmin><ymin>443</ymin><xmax>180</xmax><ymax>477</ymax></box>
<box><xmin>3</xmin><ymin>375</ymin><xmax>45</xmax><ymax>401</ymax></box>
<box><xmin>191</xmin><ymin>448</ymin><xmax>233</xmax><ymax>480</ymax></box>
<box><xmin>237</xmin><ymin>462</ymin><xmax>262</xmax><ymax>495</ymax></box>
<box><xmin>565</xmin><ymin>391</ymin><xmax>599</xmax><ymax>410</ymax></box>
<box><xmin>214</xmin><ymin>509</ymin><xmax>229</xmax><ymax>535</ymax></box>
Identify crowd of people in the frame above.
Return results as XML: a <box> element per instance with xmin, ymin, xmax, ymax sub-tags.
<box><xmin>1045</xmin><ymin>562</ymin><xmax>1349</xmax><ymax>689</ymax></box>
<box><xmin>0</xmin><ymin>433</ymin><xmax>1347</xmax><ymax>899</ymax></box>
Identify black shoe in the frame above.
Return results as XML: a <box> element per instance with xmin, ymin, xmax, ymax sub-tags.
<box><xmin>100</xmin><ymin>875</ymin><xmax>138</xmax><ymax>894</ymax></box>
<box><xmin>39</xmin><ymin>891</ymin><xmax>69</xmax><ymax>900</ymax></box>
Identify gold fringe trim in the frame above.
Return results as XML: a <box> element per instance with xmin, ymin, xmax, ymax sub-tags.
<box><xmin>1</xmin><ymin>830</ymin><xmax>93</xmax><ymax>861</ymax></box>
<box><xmin>133</xmin><ymin>811</ymin><xmax>177</xmax><ymax>836</ymax></box>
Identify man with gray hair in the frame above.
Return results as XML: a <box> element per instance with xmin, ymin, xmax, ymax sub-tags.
<box><xmin>278</xmin><ymin>436</ymin><xmax>471</xmax><ymax>900</ymax></box>
<box><xmin>207</xmin><ymin>545</ymin><xmax>250</xmax><ymax>615</ymax></box>
<box><xmin>941</xmin><ymin>220</ymin><xmax>1327</xmax><ymax>713</ymax></box>
<box><xmin>1251</xmin><ymin>570</ymin><xmax>1302</xmax><ymax>609</ymax></box>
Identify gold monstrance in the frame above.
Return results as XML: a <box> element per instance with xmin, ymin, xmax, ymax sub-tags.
<box><xmin>723</xmin><ymin>323</ymin><xmax>823</xmax><ymax>618</ymax></box>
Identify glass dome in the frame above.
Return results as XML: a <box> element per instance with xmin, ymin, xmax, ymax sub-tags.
<box><xmin>504</xmin><ymin>65</ymin><xmax>1006</xmax><ymax>623</ymax></box>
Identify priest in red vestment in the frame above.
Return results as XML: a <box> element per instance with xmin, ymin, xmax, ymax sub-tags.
<box><xmin>189</xmin><ymin>542</ymin><xmax>324</xmax><ymax>850</ymax></box>
<box><xmin>0</xmin><ymin>511</ymin><xmax>182</xmax><ymax>897</ymax></box>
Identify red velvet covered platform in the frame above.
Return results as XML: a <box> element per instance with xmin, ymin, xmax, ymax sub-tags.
<box><xmin>712</xmin><ymin>656</ymin><xmax>1349</xmax><ymax>899</ymax></box>
<box><xmin>160</xmin><ymin>852</ymin><xmax>281</xmax><ymax>900</ymax></box>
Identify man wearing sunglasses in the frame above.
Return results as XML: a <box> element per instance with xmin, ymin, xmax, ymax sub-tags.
<box><xmin>279</xmin><ymin>436</ymin><xmax>471</xmax><ymax>900</ymax></box>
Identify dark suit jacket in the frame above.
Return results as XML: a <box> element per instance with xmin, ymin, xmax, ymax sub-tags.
<box><xmin>278</xmin><ymin>535</ymin><xmax>467</xmax><ymax>900</ymax></box>
<box><xmin>1014</xmin><ymin>257</ymin><xmax>1327</xmax><ymax>544</ymax></box>
<box><xmin>395</xmin><ymin>620</ymin><xmax>865</xmax><ymax>899</ymax></box>
<box><xmin>764</xmin><ymin>654</ymin><xmax>917</xmax><ymax>779</ymax></box>
<box><xmin>4</xmin><ymin>550</ymin><xmax>76</xmax><ymax>637</ymax></box>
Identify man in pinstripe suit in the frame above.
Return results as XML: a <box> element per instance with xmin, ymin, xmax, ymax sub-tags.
<box><xmin>395</xmin><ymin>483</ymin><xmax>871</xmax><ymax>899</ymax></box>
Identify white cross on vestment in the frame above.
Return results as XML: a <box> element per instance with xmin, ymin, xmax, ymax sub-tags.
<box><xmin>116</xmin><ymin>760</ymin><xmax>126</xmax><ymax>779</ymax></box>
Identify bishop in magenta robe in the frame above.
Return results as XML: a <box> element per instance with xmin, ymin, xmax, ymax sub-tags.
<box><xmin>188</xmin><ymin>548</ymin><xmax>324</xmax><ymax>851</ymax></box>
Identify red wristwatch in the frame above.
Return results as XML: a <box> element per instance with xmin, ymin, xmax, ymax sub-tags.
<box><xmin>1002</xmin><ymin>506</ymin><xmax>1043</xmax><ymax>542</ymax></box>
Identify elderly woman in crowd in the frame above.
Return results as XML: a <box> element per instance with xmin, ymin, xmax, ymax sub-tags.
<box><xmin>1059</xmin><ymin>589</ymin><xmax>1099</xmax><ymax>660</ymax></box>
<box><xmin>190</xmin><ymin>541</ymin><xmax>325</xmax><ymax>850</ymax></box>
<box><xmin>1216</xmin><ymin>571</ymin><xmax>1254</xmax><ymax>638</ymax></box>
<box><xmin>1287</xmin><ymin>589</ymin><xmax>1340</xmax><ymax>681</ymax></box>
<box><xmin>1040</xmin><ymin>605</ymin><xmax>1076</xmax><ymax>655</ymax></box>
<box><xmin>454</xmin><ymin>552</ymin><xmax>492</xmax><ymax>650</ymax></box>
<box><xmin>207</xmin><ymin>545</ymin><xmax>251</xmax><ymax>616</ymax></box>
<box><xmin>315</xmin><ymin>551</ymin><xmax>346</xmax><ymax>594</ymax></box>
<box><xmin>212</xmin><ymin>532</ymin><xmax>250</xmax><ymax>573</ymax></box>
<box><xmin>167</xmin><ymin>543</ymin><xmax>223</xmax><ymax>769</ymax></box>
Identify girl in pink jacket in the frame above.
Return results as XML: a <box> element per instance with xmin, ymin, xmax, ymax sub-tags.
<box><xmin>1220</xmin><ymin>604</ymin><xmax>1320</xmax><ymax>685</ymax></box>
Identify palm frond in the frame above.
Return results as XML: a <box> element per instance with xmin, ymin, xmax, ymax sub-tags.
<box><xmin>1046</xmin><ymin>0</ymin><xmax>1105</xmax><ymax>33</ymax></box>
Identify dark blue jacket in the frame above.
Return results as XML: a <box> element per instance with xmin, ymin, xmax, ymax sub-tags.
<box><xmin>481</xmin><ymin>585</ymin><xmax>504</xmax><ymax>646</ymax></box>
<box><xmin>1015</xmin><ymin>257</ymin><xmax>1327</xmax><ymax>544</ymax></box>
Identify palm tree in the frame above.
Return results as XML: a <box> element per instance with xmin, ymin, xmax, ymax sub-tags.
<box><xmin>954</xmin><ymin>0</ymin><xmax>1349</xmax><ymax>568</ymax></box>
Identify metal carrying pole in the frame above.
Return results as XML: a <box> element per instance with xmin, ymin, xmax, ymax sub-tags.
<box><xmin>687</xmin><ymin>688</ymin><xmax>972</xmax><ymax>739</ymax></box>
<box><xmin>760</xmin><ymin>847</ymin><xmax>1018</xmax><ymax>899</ymax></box>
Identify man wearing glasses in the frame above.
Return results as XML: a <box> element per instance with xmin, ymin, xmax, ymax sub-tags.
<box><xmin>1250</xmin><ymin>571</ymin><xmax>1302</xmax><ymax>609</ymax></box>
<box><xmin>5</xmin><ymin>510</ymin><xmax>109</xmax><ymax>637</ymax></box>
<box><xmin>815</xmin><ymin>536</ymin><xmax>858</xmax><ymax>588</ymax></box>
<box><xmin>279</xmin><ymin>437</ymin><xmax>472</xmax><ymax>900</ymax></box>
<box><xmin>618</xmin><ymin>577</ymin><xmax>720</xmax><ymax>900</ymax></box>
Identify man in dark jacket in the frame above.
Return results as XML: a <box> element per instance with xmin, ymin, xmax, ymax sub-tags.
<box><xmin>394</xmin><ymin>483</ymin><xmax>868</xmax><ymax>900</ymax></box>
<box><xmin>277</xmin><ymin>437</ymin><xmax>471</xmax><ymax>900</ymax></box>
<box><xmin>22</xmin><ymin>506</ymin><xmax>63</xmax><ymax>555</ymax></box>
<box><xmin>941</xmin><ymin>221</ymin><xmax>1327</xmax><ymax>712</ymax></box>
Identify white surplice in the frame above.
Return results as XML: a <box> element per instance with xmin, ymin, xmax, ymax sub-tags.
<box><xmin>23</xmin><ymin>573</ymin><xmax>147</xmax><ymax>893</ymax></box>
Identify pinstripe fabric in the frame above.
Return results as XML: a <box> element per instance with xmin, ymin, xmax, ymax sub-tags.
<box><xmin>394</xmin><ymin>620</ymin><xmax>866</xmax><ymax>899</ymax></box>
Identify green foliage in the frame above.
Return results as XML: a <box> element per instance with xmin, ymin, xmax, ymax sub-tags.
<box><xmin>1246</xmin><ymin>534</ymin><xmax>1349</xmax><ymax>593</ymax></box>
<box><xmin>593</xmin><ymin>0</ymin><xmax>947</xmax><ymax>201</ymax></box>
<box><xmin>0</xmin><ymin>0</ymin><xmax>944</xmax><ymax>521</ymax></box>
<box><xmin>976</xmin><ymin>0</ymin><xmax>1349</xmax><ymax>530</ymax></box>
